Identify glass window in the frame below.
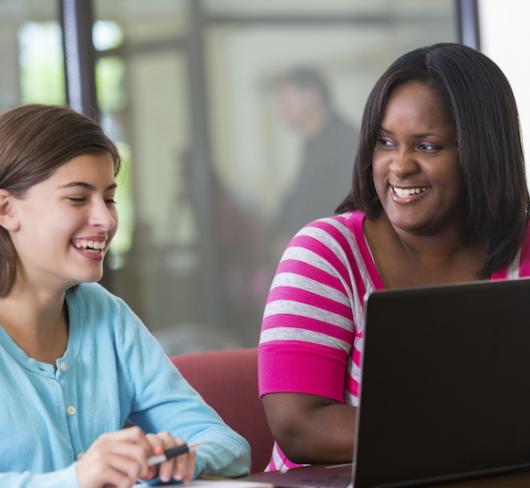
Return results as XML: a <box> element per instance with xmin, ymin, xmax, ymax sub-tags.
<box><xmin>94</xmin><ymin>1</ymin><xmax>205</xmax><ymax>352</ymax></box>
<box><xmin>0</xmin><ymin>1</ymin><xmax>63</xmax><ymax>110</ymax></box>
<box><xmin>94</xmin><ymin>0</ymin><xmax>457</xmax><ymax>354</ymax></box>
<box><xmin>479</xmin><ymin>0</ymin><xmax>530</xmax><ymax>182</ymax></box>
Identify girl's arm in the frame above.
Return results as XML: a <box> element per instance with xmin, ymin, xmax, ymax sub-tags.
<box><xmin>0</xmin><ymin>426</ymin><xmax>163</xmax><ymax>488</ymax></box>
<box><xmin>0</xmin><ymin>466</ymin><xmax>78</xmax><ymax>488</ymax></box>
<box><xmin>113</xmin><ymin>296</ymin><xmax>251</xmax><ymax>479</ymax></box>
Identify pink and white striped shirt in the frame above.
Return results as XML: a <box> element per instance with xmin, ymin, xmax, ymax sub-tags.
<box><xmin>258</xmin><ymin>210</ymin><xmax>530</xmax><ymax>472</ymax></box>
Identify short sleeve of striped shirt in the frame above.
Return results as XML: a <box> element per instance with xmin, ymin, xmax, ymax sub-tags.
<box><xmin>259</xmin><ymin>212</ymin><xmax>374</xmax><ymax>403</ymax></box>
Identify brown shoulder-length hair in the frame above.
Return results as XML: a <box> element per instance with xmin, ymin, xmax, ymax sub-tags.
<box><xmin>336</xmin><ymin>42</ymin><xmax>529</xmax><ymax>278</ymax></box>
<box><xmin>0</xmin><ymin>104</ymin><xmax>120</xmax><ymax>296</ymax></box>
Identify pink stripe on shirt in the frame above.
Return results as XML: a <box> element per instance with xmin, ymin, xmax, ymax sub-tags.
<box><xmin>276</xmin><ymin>259</ymin><xmax>347</xmax><ymax>295</ymax></box>
<box><xmin>267</xmin><ymin>286</ymin><xmax>353</xmax><ymax>321</ymax></box>
<box><xmin>307</xmin><ymin>218</ymin><xmax>370</xmax><ymax>298</ymax></box>
<box><xmin>347</xmin><ymin>212</ymin><xmax>384</xmax><ymax>290</ymax></box>
<box><xmin>259</xmin><ymin>341</ymin><xmax>348</xmax><ymax>402</ymax></box>
<box><xmin>289</xmin><ymin>235</ymin><xmax>351</xmax><ymax>285</ymax></box>
<box><xmin>262</xmin><ymin>314</ymin><xmax>354</xmax><ymax>344</ymax></box>
<box><xmin>345</xmin><ymin>375</ymin><xmax>360</xmax><ymax>398</ymax></box>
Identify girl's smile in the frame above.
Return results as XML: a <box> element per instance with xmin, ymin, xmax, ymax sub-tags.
<box><xmin>71</xmin><ymin>235</ymin><xmax>109</xmax><ymax>261</ymax></box>
<box><xmin>9</xmin><ymin>152</ymin><xmax>118</xmax><ymax>290</ymax></box>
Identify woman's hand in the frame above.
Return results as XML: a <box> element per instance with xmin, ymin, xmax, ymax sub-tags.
<box><xmin>76</xmin><ymin>426</ymin><xmax>155</xmax><ymax>488</ymax></box>
<box><xmin>146</xmin><ymin>432</ymin><xmax>196</xmax><ymax>484</ymax></box>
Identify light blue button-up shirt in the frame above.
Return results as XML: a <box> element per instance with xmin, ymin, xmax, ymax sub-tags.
<box><xmin>0</xmin><ymin>283</ymin><xmax>250</xmax><ymax>487</ymax></box>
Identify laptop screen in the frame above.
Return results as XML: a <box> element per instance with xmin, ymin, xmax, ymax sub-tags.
<box><xmin>353</xmin><ymin>278</ymin><xmax>530</xmax><ymax>487</ymax></box>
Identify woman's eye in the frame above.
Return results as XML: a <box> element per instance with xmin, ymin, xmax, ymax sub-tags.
<box><xmin>417</xmin><ymin>142</ymin><xmax>439</xmax><ymax>153</ymax></box>
<box><xmin>106</xmin><ymin>198</ymin><xmax>117</xmax><ymax>205</ymax></box>
<box><xmin>376</xmin><ymin>137</ymin><xmax>395</xmax><ymax>148</ymax></box>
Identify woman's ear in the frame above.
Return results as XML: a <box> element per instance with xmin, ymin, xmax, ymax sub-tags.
<box><xmin>0</xmin><ymin>189</ymin><xmax>20</xmax><ymax>232</ymax></box>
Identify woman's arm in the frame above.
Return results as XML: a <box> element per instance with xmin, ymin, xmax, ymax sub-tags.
<box><xmin>259</xmin><ymin>216</ymin><xmax>363</xmax><ymax>465</ymax></box>
<box><xmin>263</xmin><ymin>393</ymin><xmax>356</xmax><ymax>464</ymax></box>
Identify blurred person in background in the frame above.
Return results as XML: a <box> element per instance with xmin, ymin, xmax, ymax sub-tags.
<box><xmin>274</xmin><ymin>66</ymin><xmax>359</xmax><ymax>240</ymax></box>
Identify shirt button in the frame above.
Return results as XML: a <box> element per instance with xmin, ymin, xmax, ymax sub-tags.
<box><xmin>60</xmin><ymin>362</ymin><xmax>68</xmax><ymax>371</ymax></box>
<box><xmin>67</xmin><ymin>406</ymin><xmax>77</xmax><ymax>416</ymax></box>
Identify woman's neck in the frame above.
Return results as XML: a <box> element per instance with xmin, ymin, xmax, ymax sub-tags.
<box><xmin>364</xmin><ymin>213</ymin><xmax>487</xmax><ymax>288</ymax></box>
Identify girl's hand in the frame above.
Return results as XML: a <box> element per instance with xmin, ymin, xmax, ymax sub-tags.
<box><xmin>146</xmin><ymin>432</ymin><xmax>196</xmax><ymax>484</ymax></box>
<box><xmin>76</xmin><ymin>426</ymin><xmax>155</xmax><ymax>488</ymax></box>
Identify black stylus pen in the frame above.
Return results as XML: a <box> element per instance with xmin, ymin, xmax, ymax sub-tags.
<box><xmin>147</xmin><ymin>441</ymin><xmax>201</xmax><ymax>466</ymax></box>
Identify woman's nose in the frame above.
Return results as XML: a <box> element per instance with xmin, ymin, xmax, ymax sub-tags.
<box><xmin>389</xmin><ymin>148</ymin><xmax>419</xmax><ymax>177</ymax></box>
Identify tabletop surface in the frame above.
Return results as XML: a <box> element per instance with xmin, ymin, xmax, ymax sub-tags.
<box><xmin>436</xmin><ymin>471</ymin><xmax>530</xmax><ymax>487</ymax></box>
<box><xmin>245</xmin><ymin>465</ymin><xmax>530</xmax><ymax>488</ymax></box>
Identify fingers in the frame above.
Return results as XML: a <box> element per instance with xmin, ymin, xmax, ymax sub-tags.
<box><xmin>89</xmin><ymin>463</ymin><xmax>132</xmax><ymax>488</ymax></box>
<box><xmin>176</xmin><ymin>445</ymin><xmax>196</xmax><ymax>484</ymax></box>
<box><xmin>102</xmin><ymin>427</ymin><xmax>153</xmax><ymax>478</ymax></box>
<box><xmin>145</xmin><ymin>432</ymin><xmax>166</xmax><ymax>480</ymax></box>
<box><xmin>99</xmin><ymin>452</ymin><xmax>145</xmax><ymax>486</ymax></box>
<box><xmin>112</xmin><ymin>425</ymin><xmax>153</xmax><ymax>453</ymax></box>
<box><xmin>147</xmin><ymin>432</ymin><xmax>176</xmax><ymax>483</ymax></box>
<box><xmin>77</xmin><ymin>451</ymin><xmax>138</xmax><ymax>488</ymax></box>
<box><xmin>106</xmin><ymin>441</ymin><xmax>151</xmax><ymax>479</ymax></box>
<box><xmin>77</xmin><ymin>427</ymin><xmax>153</xmax><ymax>488</ymax></box>
<box><xmin>147</xmin><ymin>432</ymin><xmax>196</xmax><ymax>484</ymax></box>
<box><xmin>77</xmin><ymin>427</ymin><xmax>197</xmax><ymax>488</ymax></box>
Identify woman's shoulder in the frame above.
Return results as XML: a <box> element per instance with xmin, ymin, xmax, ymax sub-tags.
<box><xmin>280</xmin><ymin>211</ymin><xmax>372</xmax><ymax>280</ymax></box>
<box><xmin>291</xmin><ymin>211</ymin><xmax>365</xmax><ymax>244</ymax></box>
<box><xmin>284</xmin><ymin>211</ymin><xmax>367</xmax><ymax>264</ymax></box>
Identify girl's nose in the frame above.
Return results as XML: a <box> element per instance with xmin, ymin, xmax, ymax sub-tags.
<box><xmin>89</xmin><ymin>200</ymin><xmax>117</xmax><ymax>232</ymax></box>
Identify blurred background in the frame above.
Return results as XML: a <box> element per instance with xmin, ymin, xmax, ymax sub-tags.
<box><xmin>0</xmin><ymin>0</ymin><xmax>526</xmax><ymax>353</ymax></box>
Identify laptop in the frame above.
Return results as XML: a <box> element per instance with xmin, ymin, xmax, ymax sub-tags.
<box><xmin>246</xmin><ymin>277</ymin><xmax>530</xmax><ymax>487</ymax></box>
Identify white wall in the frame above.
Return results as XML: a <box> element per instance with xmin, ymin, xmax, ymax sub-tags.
<box><xmin>479</xmin><ymin>0</ymin><xmax>530</xmax><ymax>183</ymax></box>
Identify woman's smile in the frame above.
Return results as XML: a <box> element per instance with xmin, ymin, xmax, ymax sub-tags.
<box><xmin>390</xmin><ymin>185</ymin><xmax>430</xmax><ymax>203</ymax></box>
<box><xmin>372</xmin><ymin>81</ymin><xmax>462</xmax><ymax>236</ymax></box>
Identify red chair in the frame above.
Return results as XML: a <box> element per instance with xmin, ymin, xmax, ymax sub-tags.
<box><xmin>171</xmin><ymin>347</ymin><xmax>274</xmax><ymax>472</ymax></box>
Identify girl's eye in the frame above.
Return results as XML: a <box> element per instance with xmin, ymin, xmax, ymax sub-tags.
<box><xmin>68</xmin><ymin>197</ymin><xmax>86</xmax><ymax>204</ymax></box>
<box><xmin>106</xmin><ymin>198</ymin><xmax>117</xmax><ymax>205</ymax></box>
<box><xmin>417</xmin><ymin>142</ymin><xmax>439</xmax><ymax>153</ymax></box>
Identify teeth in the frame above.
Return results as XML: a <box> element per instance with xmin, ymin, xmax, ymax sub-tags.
<box><xmin>74</xmin><ymin>240</ymin><xmax>105</xmax><ymax>251</ymax></box>
<box><xmin>393</xmin><ymin>186</ymin><xmax>427</xmax><ymax>197</ymax></box>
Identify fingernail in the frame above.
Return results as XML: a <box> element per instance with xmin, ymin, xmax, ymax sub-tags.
<box><xmin>173</xmin><ymin>474</ymin><xmax>183</xmax><ymax>481</ymax></box>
